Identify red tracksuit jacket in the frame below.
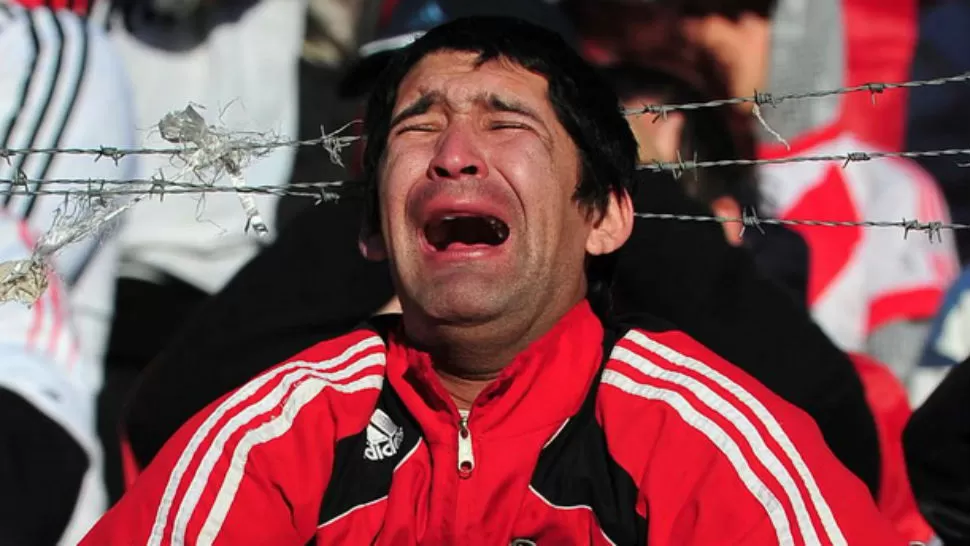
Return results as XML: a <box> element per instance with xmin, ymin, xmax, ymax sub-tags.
<box><xmin>82</xmin><ymin>301</ymin><xmax>905</xmax><ymax>545</ymax></box>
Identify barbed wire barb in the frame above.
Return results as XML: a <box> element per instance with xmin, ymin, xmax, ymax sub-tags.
<box><xmin>739</xmin><ymin>207</ymin><xmax>766</xmax><ymax>239</ymax></box>
<box><xmin>319</xmin><ymin>120</ymin><xmax>362</xmax><ymax>168</ymax></box>
<box><xmin>158</xmin><ymin>104</ymin><xmax>270</xmax><ymax>235</ymax></box>
<box><xmin>751</xmin><ymin>91</ymin><xmax>791</xmax><ymax>150</ymax></box>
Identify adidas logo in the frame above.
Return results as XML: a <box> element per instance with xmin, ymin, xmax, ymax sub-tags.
<box><xmin>364</xmin><ymin>409</ymin><xmax>404</xmax><ymax>461</ymax></box>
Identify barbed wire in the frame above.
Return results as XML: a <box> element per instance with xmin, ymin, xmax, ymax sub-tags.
<box><xmin>0</xmin><ymin>180</ymin><xmax>351</xmax><ymax>202</ymax></box>
<box><xmin>3</xmin><ymin>73</ymin><xmax>968</xmax><ymax>304</ymax></box>
<box><xmin>0</xmin><ymin>180</ymin><xmax>961</xmax><ymax>238</ymax></box>
<box><xmin>639</xmin><ymin>148</ymin><xmax>970</xmax><ymax>173</ymax></box>
<box><xmin>0</xmin><ymin>134</ymin><xmax>351</xmax><ymax>163</ymax></box>
<box><xmin>4</xmin><ymin>142</ymin><xmax>969</xmax><ymax>184</ymax></box>
<box><xmin>621</xmin><ymin>71</ymin><xmax>970</xmax><ymax>116</ymax></box>
<box><xmin>634</xmin><ymin>211</ymin><xmax>969</xmax><ymax>242</ymax></box>
<box><xmin>1</xmin><ymin>70</ymin><xmax>968</xmax><ymax>164</ymax></box>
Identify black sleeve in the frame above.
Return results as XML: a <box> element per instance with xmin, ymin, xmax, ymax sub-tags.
<box><xmin>0</xmin><ymin>388</ymin><xmax>88</xmax><ymax>546</ymax></box>
<box><xmin>904</xmin><ymin>356</ymin><xmax>970</xmax><ymax>545</ymax></box>
<box><xmin>610</xmin><ymin>170</ymin><xmax>882</xmax><ymax>497</ymax></box>
<box><xmin>123</xmin><ymin>196</ymin><xmax>394</xmax><ymax>469</ymax></box>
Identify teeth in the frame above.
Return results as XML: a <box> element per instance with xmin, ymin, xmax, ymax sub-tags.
<box><xmin>486</xmin><ymin>217</ymin><xmax>509</xmax><ymax>242</ymax></box>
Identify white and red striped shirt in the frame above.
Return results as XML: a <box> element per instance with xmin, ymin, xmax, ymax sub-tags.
<box><xmin>758</xmin><ymin>122</ymin><xmax>960</xmax><ymax>353</ymax></box>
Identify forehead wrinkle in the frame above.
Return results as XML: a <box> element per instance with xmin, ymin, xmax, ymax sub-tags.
<box><xmin>409</xmin><ymin>86</ymin><xmax>552</xmax><ymax>125</ymax></box>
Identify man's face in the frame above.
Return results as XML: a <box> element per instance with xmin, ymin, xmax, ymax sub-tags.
<box><xmin>369</xmin><ymin>50</ymin><xmax>624</xmax><ymax>333</ymax></box>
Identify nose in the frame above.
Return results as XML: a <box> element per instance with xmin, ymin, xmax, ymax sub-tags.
<box><xmin>427</xmin><ymin>124</ymin><xmax>489</xmax><ymax>181</ymax></box>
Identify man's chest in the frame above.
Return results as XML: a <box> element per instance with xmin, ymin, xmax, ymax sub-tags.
<box><xmin>312</xmin><ymin>405</ymin><xmax>644</xmax><ymax>546</ymax></box>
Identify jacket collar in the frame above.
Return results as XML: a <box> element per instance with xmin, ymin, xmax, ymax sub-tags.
<box><xmin>385</xmin><ymin>300</ymin><xmax>605</xmax><ymax>444</ymax></box>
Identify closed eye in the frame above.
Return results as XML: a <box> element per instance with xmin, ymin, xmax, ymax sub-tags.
<box><xmin>396</xmin><ymin>124</ymin><xmax>437</xmax><ymax>135</ymax></box>
<box><xmin>489</xmin><ymin>121</ymin><xmax>529</xmax><ymax>130</ymax></box>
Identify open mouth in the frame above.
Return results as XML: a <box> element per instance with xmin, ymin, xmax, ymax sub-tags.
<box><xmin>424</xmin><ymin>215</ymin><xmax>510</xmax><ymax>251</ymax></box>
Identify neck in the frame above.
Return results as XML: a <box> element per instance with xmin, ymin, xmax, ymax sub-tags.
<box><xmin>410</xmin><ymin>293</ymin><xmax>587</xmax><ymax>411</ymax></box>
<box><xmin>428</xmin><ymin>322</ymin><xmax>539</xmax><ymax>410</ymax></box>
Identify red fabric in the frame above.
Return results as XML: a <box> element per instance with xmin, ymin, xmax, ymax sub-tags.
<box><xmin>849</xmin><ymin>353</ymin><xmax>934</xmax><ymax>543</ymax></box>
<box><xmin>840</xmin><ymin>0</ymin><xmax>918</xmax><ymax>152</ymax></box>
<box><xmin>10</xmin><ymin>0</ymin><xmax>89</xmax><ymax>15</ymax></box>
<box><xmin>81</xmin><ymin>303</ymin><xmax>905</xmax><ymax>545</ymax></box>
<box><xmin>119</xmin><ymin>434</ymin><xmax>142</xmax><ymax>492</ymax></box>
<box><xmin>379</xmin><ymin>0</ymin><xmax>400</xmax><ymax>30</ymax></box>
<box><xmin>867</xmin><ymin>287</ymin><xmax>945</xmax><ymax>334</ymax></box>
<box><xmin>781</xmin><ymin>165</ymin><xmax>864</xmax><ymax>306</ymax></box>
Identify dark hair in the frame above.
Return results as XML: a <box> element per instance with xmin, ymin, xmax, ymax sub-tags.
<box><xmin>360</xmin><ymin>16</ymin><xmax>639</xmax><ymax>314</ymax></box>
<box><xmin>362</xmin><ymin>16</ymin><xmax>637</xmax><ymax>221</ymax></box>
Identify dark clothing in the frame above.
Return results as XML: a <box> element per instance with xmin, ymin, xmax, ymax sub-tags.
<box><xmin>0</xmin><ymin>389</ymin><xmax>88</xmax><ymax>546</ymax></box>
<box><xmin>119</xmin><ymin>170</ymin><xmax>882</xmax><ymax>498</ymax></box>
<box><xmin>99</xmin><ymin>273</ymin><xmax>208</xmax><ymax>502</ymax></box>
<box><xmin>904</xmin><ymin>355</ymin><xmax>970</xmax><ymax>545</ymax></box>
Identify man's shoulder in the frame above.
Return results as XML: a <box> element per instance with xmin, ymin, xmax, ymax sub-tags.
<box><xmin>206</xmin><ymin>322</ymin><xmax>392</xmax><ymax>441</ymax></box>
<box><xmin>603</xmin><ymin>324</ymin><xmax>752</xmax><ymax>391</ymax></box>
<box><xmin>597</xmin><ymin>325</ymin><xmax>830</xmax><ymax>481</ymax></box>
<box><xmin>260</xmin><ymin>321</ymin><xmax>392</xmax><ymax>402</ymax></box>
<box><xmin>599</xmin><ymin>324</ymin><xmax>810</xmax><ymax>425</ymax></box>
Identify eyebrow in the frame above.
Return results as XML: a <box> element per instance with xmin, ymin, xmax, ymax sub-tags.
<box><xmin>388</xmin><ymin>90</ymin><xmax>545</xmax><ymax>131</ymax></box>
<box><xmin>484</xmin><ymin>94</ymin><xmax>543</xmax><ymax>124</ymax></box>
<box><xmin>389</xmin><ymin>91</ymin><xmax>443</xmax><ymax>131</ymax></box>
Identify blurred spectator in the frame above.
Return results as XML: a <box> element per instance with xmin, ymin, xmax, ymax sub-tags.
<box><xmin>0</xmin><ymin>214</ymin><xmax>103</xmax><ymax>546</ymax></box>
<box><xmin>1</xmin><ymin>0</ymin><xmax>139</xmax><ymax>541</ymax></box>
<box><xmin>568</xmin><ymin>0</ymin><xmax>960</xmax><ymax>400</ymax></box>
<box><xmin>99</xmin><ymin>0</ymin><xmax>308</xmax><ymax>503</ymax></box>
<box><xmin>603</xmin><ymin>45</ymin><xmax>931</xmax><ymax>542</ymax></box>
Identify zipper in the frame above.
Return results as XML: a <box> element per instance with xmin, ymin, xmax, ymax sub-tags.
<box><xmin>457</xmin><ymin>412</ymin><xmax>475</xmax><ymax>479</ymax></box>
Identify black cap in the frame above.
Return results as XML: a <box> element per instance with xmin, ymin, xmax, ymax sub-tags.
<box><xmin>338</xmin><ymin>0</ymin><xmax>579</xmax><ymax>98</ymax></box>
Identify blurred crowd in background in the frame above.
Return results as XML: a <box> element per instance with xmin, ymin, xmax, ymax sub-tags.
<box><xmin>3</xmin><ymin>0</ymin><xmax>970</xmax><ymax>543</ymax></box>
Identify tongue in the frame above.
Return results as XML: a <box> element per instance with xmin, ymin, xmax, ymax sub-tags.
<box><xmin>426</xmin><ymin>216</ymin><xmax>509</xmax><ymax>250</ymax></box>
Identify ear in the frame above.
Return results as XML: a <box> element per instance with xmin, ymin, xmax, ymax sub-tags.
<box><xmin>710</xmin><ymin>195</ymin><xmax>743</xmax><ymax>247</ymax></box>
<box><xmin>358</xmin><ymin>230</ymin><xmax>388</xmax><ymax>262</ymax></box>
<box><xmin>585</xmin><ymin>191</ymin><xmax>635</xmax><ymax>256</ymax></box>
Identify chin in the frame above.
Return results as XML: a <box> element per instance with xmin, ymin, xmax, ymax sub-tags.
<box><xmin>411</xmin><ymin>283</ymin><xmax>510</xmax><ymax>326</ymax></box>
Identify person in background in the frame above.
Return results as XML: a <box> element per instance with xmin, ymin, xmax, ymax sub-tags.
<box><xmin>0</xmin><ymin>0</ymin><xmax>139</xmax><ymax>541</ymax></box>
<box><xmin>114</xmin><ymin>0</ymin><xmax>884</xmax><ymax>504</ymax></box>
<box><xmin>97</xmin><ymin>0</ymin><xmax>309</xmax><ymax>503</ymax></box>
<box><xmin>601</xmin><ymin>42</ymin><xmax>933</xmax><ymax>542</ymax></box>
<box><xmin>82</xmin><ymin>15</ymin><xmax>904</xmax><ymax>545</ymax></box>
<box><xmin>568</xmin><ymin>0</ymin><xmax>960</xmax><ymax>403</ymax></box>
